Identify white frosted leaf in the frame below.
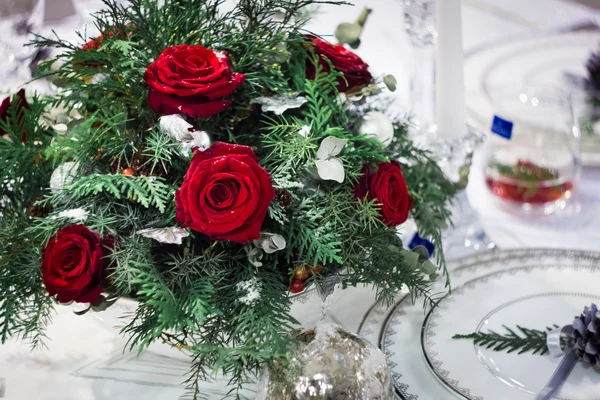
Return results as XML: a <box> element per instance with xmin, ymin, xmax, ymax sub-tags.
<box><xmin>136</xmin><ymin>227</ymin><xmax>189</xmax><ymax>245</ymax></box>
<box><xmin>159</xmin><ymin>114</ymin><xmax>194</xmax><ymax>141</ymax></box>
<box><xmin>316</xmin><ymin>158</ymin><xmax>345</xmax><ymax>183</ymax></box>
<box><xmin>316</xmin><ymin>136</ymin><xmax>348</xmax><ymax>160</ymax></box>
<box><xmin>251</xmin><ymin>95</ymin><xmax>307</xmax><ymax>115</ymax></box>
<box><xmin>253</xmin><ymin>232</ymin><xmax>286</xmax><ymax>254</ymax></box>
<box><xmin>298</xmin><ymin>125</ymin><xmax>311</xmax><ymax>137</ymax></box>
<box><xmin>57</xmin><ymin>208</ymin><xmax>89</xmax><ymax>222</ymax></box>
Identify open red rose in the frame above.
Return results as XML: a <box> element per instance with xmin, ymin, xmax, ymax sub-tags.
<box><xmin>41</xmin><ymin>225</ymin><xmax>113</xmax><ymax>304</ymax></box>
<box><xmin>175</xmin><ymin>142</ymin><xmax>275</xmax><ymax>243</ymax></box>
<box><xmin>144</xmin><ymin>45</ymin><xmax>245</xmax><ymax>119</ymax></box>
<box><xmin>354</xmin><ymin>161</ymin><xmax>412</xmax><ymax>227</ymax></box>
<box><xmin>305</xmin><ymin>36</ymin><xmax>372</xmax><ymax>92</ymax></box>
<box><xmin>0</xmin><ymin>89</ymin><xmax>30</xmax><ymax>143</ymax></box>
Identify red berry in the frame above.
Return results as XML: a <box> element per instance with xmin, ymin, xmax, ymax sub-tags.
<box><xmin>293</xmin><ymin>267</ymin><xmax>310</xmax><ymax>280</ymax></box>
<box><xmin>290</xmin><ymin>279</ymin><xmax>305</xmax><ymax>294</ymax></box>
<box><xmin>121</xmin><ymin>168</ymin><xmax>135</xmax><ymax>176</ymax></box>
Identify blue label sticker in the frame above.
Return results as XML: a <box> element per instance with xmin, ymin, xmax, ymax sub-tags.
<box><xmin>491</xmin><ymin>115</ymin><xmax>513</xmax><ymax>140</ymax></box>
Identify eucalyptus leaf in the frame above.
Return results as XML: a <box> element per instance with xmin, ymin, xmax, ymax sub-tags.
<box><xmin>383</xmin><ymin>75</ymin><xmax>397</xmax><ymax>92</ymax></box>
<box><xmin>334</xmin><ymin>22</ymin><xmax>362</xmax><ymax>45</ymax></box>
<box><xmin>401</xmin><ymin>249</ymin><xmax>420</xmax><ymax>269</ymax></box>
<box><xmin>348</xmin><ymin>38</ymin><xmax>361</xmax><ymax>49</ymax></box>
<box><xmin>420</xmin><ymin>260</ymin><xmax>438</xmax><ymax>275</ymax></box>
<box><xmin>411</xmin><ymin>245</ymin><xmax>430</xmax><ymax>262</ymax></box>
<box><xmin>456</xmin><ymin>162</ymin><xmax>471</xmax><ymax>190</ymax></box>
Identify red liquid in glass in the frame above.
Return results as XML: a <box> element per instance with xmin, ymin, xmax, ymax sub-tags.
<box><xmin>486</xmin><ymin>160</ymin><xmax>574</xmax><ymax>204</ymax></box>
<box><xmin>485</xmin><ymin>178</ymin><xmax>574</xmax><ymax>204</ymax></box>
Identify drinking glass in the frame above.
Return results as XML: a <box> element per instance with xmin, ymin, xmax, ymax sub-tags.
<box><xmin>483</xmin><ymin>85</ymin><xmax>581</xmax><ymax>215</ymax></box>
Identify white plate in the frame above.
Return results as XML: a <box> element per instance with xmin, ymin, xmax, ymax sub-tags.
<box><xmin>464</xmin><ymin>31</ymin><xmax>600</xmax><ymax>166</ymax></box>
<box><xmin>366</xmin><ymin>249</ymin><xmax>600</xmax><ymax>400</ymax></box>
<box><xmin>421</xmin><ymin>259</ymin><xmax>600</xmax><ymax>400</ymax></box>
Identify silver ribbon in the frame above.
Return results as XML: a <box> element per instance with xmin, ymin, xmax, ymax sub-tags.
<box><xmin>535</xmin><ymin>304</ymin><xmax>599</xmax><ymax>400</ymax></box>
<box><xmin>535</xmin><ymin>325</ymin><xmax>577</xmax><ymax>400</ymax></box>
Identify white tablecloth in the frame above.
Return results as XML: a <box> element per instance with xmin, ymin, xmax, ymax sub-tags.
<box><xmin>1</xmin><ymin>1</ymin><xmax>599</xmax><ymax>399</ymax></box>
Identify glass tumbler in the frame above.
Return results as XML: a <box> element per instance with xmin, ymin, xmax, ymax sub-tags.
<box><xmin>483</xmin><ymin>85</ymin><xmax>581</xmax><ymax>215</ymax></box>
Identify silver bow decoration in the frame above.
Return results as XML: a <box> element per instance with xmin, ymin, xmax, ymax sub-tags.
<box><xmin>535</xmin><ymin>304</ymin><xmax>599</xmax><ymax>400</ymax></box>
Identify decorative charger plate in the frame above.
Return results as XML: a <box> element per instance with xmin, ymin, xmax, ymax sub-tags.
<box><xmin>464</xmin><ymin>31</ymin><xmax>600</xmax><ymax>165</ymax></box>
<box><xmin>364</xmin><ymin>249</ymin><xmax>600</xmax><ymax>399</ymax></box>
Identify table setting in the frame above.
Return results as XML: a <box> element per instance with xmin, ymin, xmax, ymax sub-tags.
<box><xmin>1</xmin><ymin>0</ymin><xmax>600</xmax><ymax>399</ymax></box>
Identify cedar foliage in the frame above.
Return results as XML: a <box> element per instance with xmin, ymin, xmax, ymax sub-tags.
<box><xmin>0</xmin><ymin>0</ymin><xmax>457</xmax><ymax>397</ymax></box>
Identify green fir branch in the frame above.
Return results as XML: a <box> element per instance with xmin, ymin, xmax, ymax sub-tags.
<box><xmin>453</xmin><ymin>325</ymin><xmax>561</xmax><ymax>355</ymax></box>
<box><xmin>64</xmin><ymin>174</ymin><xmax>174</xmax><ymax>213</ymax></box>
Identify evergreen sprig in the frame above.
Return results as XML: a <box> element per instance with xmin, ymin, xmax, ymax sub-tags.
<box><xmin>64</xmin><ymin>174</ymin><xmax>174</xmax><ymax>213</ymax></box>
<box><xmin>0</xmin><ymin>0</ymin><xmax>458</xmax><ymax>398</ymax></box>
<box><xmin>453</xmin><ymin>325</ymin><xmax>560</xmax><ymax>355</ymax></box>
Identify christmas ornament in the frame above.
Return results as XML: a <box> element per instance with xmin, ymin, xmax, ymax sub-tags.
<box><xmin>357</xmin><ymin>111</ymin><xmax>394</xmax><ymax>147</ymax></box>
<box><xmin>121</xmin><ymin>167</ymin><xmax>135</xmax><ymax>176</ymax></box>
<box><xmin>136</xmin><ymin>226</ymin><xmax>190</xmax><ymax>245</ymax></box>
<box><xmin>293</xmin><ymin>267</ymin><xmax>310</xmax><ymax>280</ymax></box>
<box><xmin>256</xmin><ymin>323</ymin><xmax>394</xmax><ymax>400</ymax></box>
<box><xmin>290</xmin><ymin>279</ymin><xmax>305</xmax><ymax>294</ymax></box>
<box><xmin>250</xmin><ymin>94</ymin><xmax>307</xmax><ymax>115</ymax></box>
<box><xmin>253</xmin><ymin>232</ymin><xmax>286</xmax><ymax>254</ymax></box>
<box><xmin>50</xmin><ymin>162</ymin><xmax>79</xmax><ymax>192</ymax></box>
<box><xmin>315</xmin><ymin>136</ymin><xmax>347</xmax><ymax>183</ymax></box>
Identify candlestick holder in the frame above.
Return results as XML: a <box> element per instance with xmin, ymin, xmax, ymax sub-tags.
<box><xmin>426</xmin><ymin>125</ymin><xmax>496</xmax><ymax>259</ymax></box>
<box><xmin>402</xmin><ymin>0</ymin><xmax>437</xmax><ymax>146</ymax></box>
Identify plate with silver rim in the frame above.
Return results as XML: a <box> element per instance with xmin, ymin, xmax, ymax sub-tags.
<box><xmin>367</xmin><ymin>249</ymin><xmax>600</xmax><ymax>400</ymax></box>
<box><xmin>464</xmin><ymin>31</ymin><xmax>600</xmax><ymax>166</ymax></box>
<box><xmin>421</xmin><ymin>252</ymin><xmax>600</xmax><ymax>400</ymax></box>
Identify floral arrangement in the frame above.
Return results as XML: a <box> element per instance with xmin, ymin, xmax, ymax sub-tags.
<box><xmin>0</xmin><ymin>0</ymin><xmax>456</xmax><ymax>396</ymax></box>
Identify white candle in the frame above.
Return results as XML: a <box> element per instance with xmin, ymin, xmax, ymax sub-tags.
<box><xmin>42</xmin><ymin>0</ymin><xmax>77</xmax><ymax>23</ymax></box>
<box><xmin>435</xmin><ymin>0</ymin><xmax>466</xmax><ymax>138</ymax></box>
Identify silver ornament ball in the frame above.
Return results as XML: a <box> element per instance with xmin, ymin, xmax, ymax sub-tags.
<box><xmin>256</xmin><ymin>323</ymin><xmax>395</xmax><ymax>400</ymax></box>
<box><xmin>50</xmin><ymin>162</ymin><xmax>79</xmax><ymax>193</ymax></box>
<box><xmin>357</xmin><ymin>111</ymin><xmax>394</xmax><ymax>148</ymax></box>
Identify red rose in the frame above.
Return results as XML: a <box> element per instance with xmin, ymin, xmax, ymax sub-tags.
<box><xmin>176</xmin><ymin>142</ymin><xmax>275</xmax><ymax>243</ymax></box>
<box><xmin>354</xmin><ymin>161</ymin><xmax>412</xmax><ymax>226</ymax></box>
<box><xmin>305</xmin><ymin>36</ymin><xmax>372</xmax><ymax>92</ymax></box>
<box><xmin>144</xmin><ymin>45</ymin><xmax>245</xmax><ymax>118</ymax></box>
<box><xmin>0</xmin><ymin>89</ymin><xmax>30</xmax><ymax>143</ymax></box>
<box><xmin>41</xmin><ymin>225</ymin><xmax>113</xmax><ymax>303</ymax></box>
